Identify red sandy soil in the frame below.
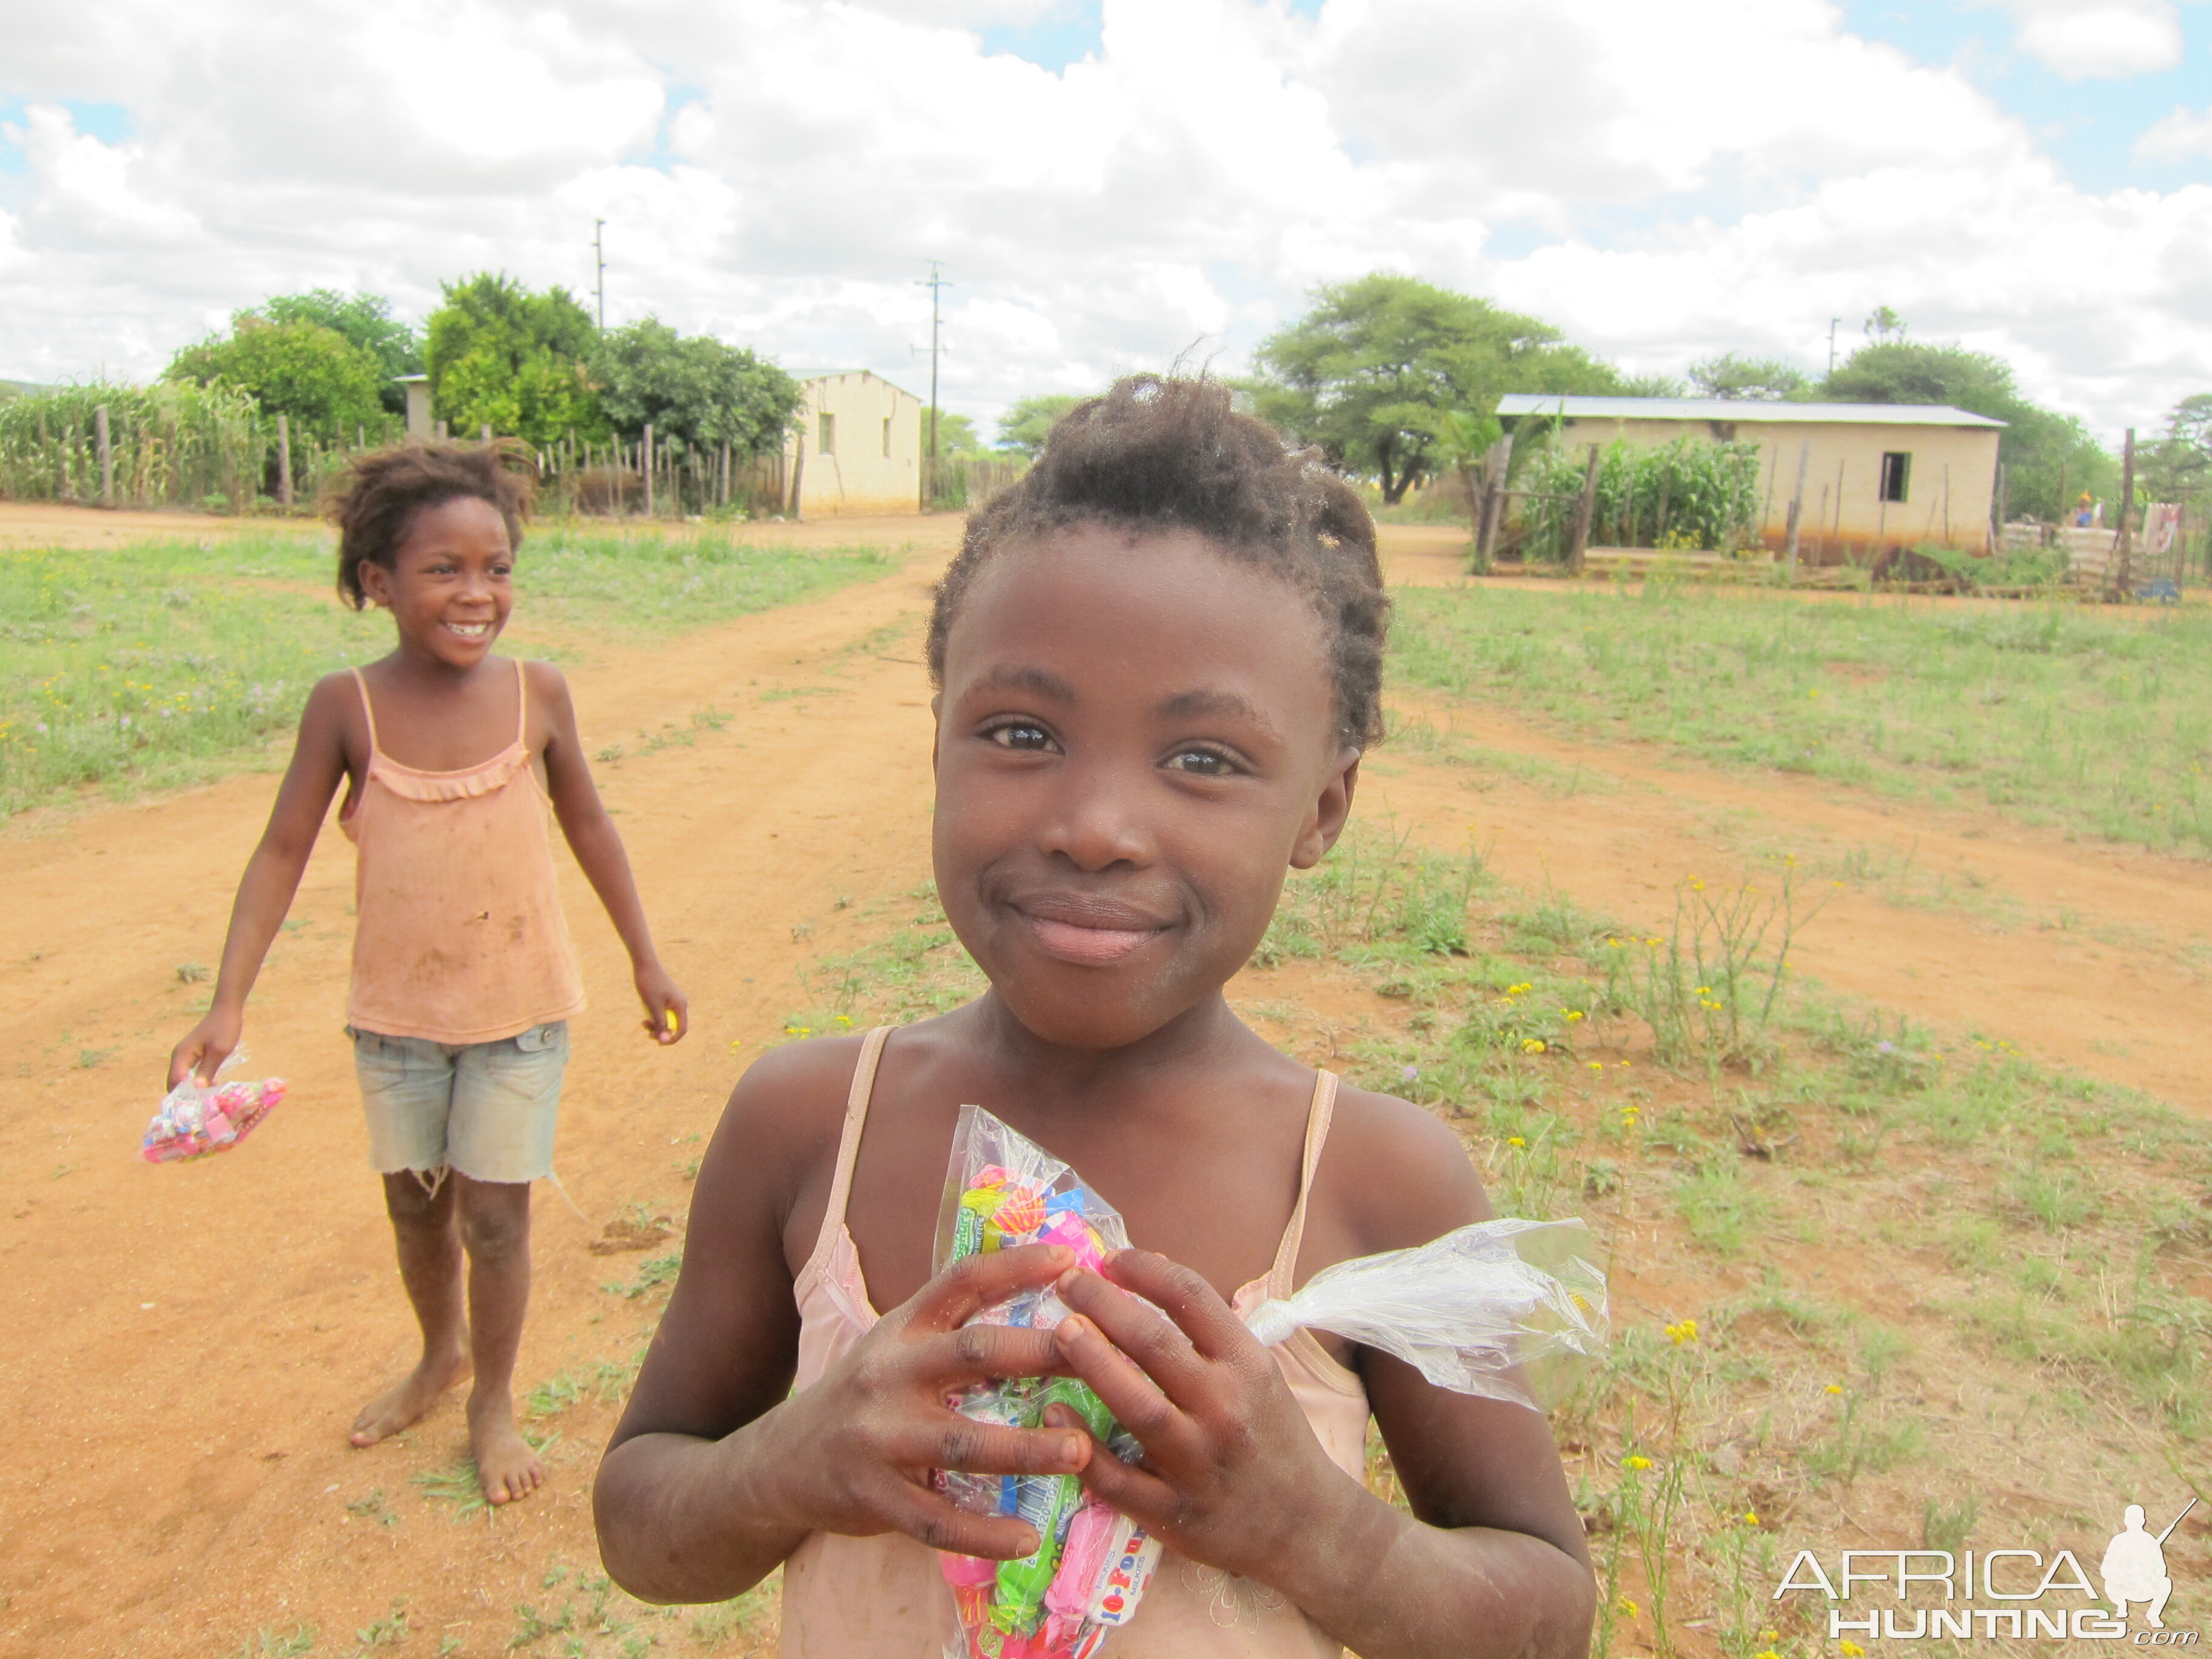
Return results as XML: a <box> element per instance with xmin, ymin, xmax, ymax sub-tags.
<box><xmin>0</xmin><ymin>511</ymin><xmax>2203</xmax><ymax>1655</ymax></box>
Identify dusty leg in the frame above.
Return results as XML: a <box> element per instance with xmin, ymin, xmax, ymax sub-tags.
<box><xmin>352</xmin><ymin>1171</ymin><xmax>471</xmax><ymax>1446</ymax></box>
<box><xmin>455</xmin><ymin>1175</ymin><xmax>541</xmax><ymax>1504</ymax></box>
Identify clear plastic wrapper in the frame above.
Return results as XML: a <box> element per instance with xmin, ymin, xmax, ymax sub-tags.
<box><xmin>932</xmin><ymin>1106</ymin><xmax>1162</xmax><ymax>1659</ymax></box>
<box><xmin>142</xmin><ymin>1050</ymin><xmax>286</xmax><ymax>1165</ymax></box>
<box><xmin>930</xmin><ymin>1109</ymin><xmax>1610</xmax><ymax>1654</ymax></box>
<box><xmin>1241</xmin><ymin>1218</ymin><xmax>1608</xmax><ymax>1411</ymax></box>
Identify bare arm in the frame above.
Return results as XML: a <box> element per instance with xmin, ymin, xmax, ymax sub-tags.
<box><xmin>167</xmin><ymin>674</ymin><xmax>354</xmax><ymax>1086</ymax></box>
<box><xmin>530</xmin><ymin>661</ymin><xmax>686</xmax><ymax>1042</ymax></box>
<box><xmin>594</xmin><ymin>1042</ymin><xmax>1086</xmax><ymax>1602</ymax></box>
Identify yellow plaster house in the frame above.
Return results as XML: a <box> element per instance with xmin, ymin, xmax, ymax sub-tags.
<box><xmin>781</xmin><ymin>370</ymin><xmax>925</xmax><ymax>517</ymax></box>
<box><xmin>1496</xmin><ymin>395</ymin><xmax>2007</xmax><ymax>557</ymax></box>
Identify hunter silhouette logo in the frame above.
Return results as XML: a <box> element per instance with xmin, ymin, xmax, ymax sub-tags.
<box><xmin>1773</xmin><ymin>1490</ymin><xmax>2202</xmax><ymax>1643</ymax></box>
<box><xmin>2105</xmin><ymin>1500</ymin><xmax>2196</xmax><ymax>1630</ymax></box>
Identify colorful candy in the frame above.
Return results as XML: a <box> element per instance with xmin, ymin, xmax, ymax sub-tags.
<box><xmin>933</xmin><ymin>1106</ymin><xmax>1162</xmax><ymax>1658</ymax></box>
<box><xmin>141</xmin><ymin>1075</ymin><xmax>286</xmax><ymax>1164</ymax></box>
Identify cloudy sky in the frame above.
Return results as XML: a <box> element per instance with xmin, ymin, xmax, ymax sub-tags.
<box><xmin>2</xmin><ymin>0</ymin><xmax>2207</xmax><ymax>441</ymax></box>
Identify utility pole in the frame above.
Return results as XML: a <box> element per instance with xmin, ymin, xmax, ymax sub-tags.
<box><xmin>1828</xmin><ymin>318</ymin><xmax>1840</xmax><ymax>377</ymax></box>
<box><xmin>917</xmin><ymin>260</ymin><xmax>949</xmax><ymax>501</ymax></box>
<box><xmin>594</xmin><ymin>219</ymin><xmax>608</xmax><ymax>330</ymax></box>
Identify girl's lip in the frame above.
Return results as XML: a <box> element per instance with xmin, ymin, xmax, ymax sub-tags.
<box><xmin>1015</xmin><ymin>910</ymin><xmax>1166</xmax><ymax>966</ymax></box>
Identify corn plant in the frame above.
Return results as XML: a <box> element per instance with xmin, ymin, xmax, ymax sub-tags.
<box><xmin>0</xmin><ymin>381</ymin><xmax>269</xmax><ymax>509</ymax></box>
<box><xmin>1518</xmin><ymin>437</ymin><xmax>1761</xmax><ymax>561</ymax></box>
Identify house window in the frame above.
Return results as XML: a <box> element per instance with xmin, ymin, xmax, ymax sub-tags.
<box><xmin>1879</xmin><ymin>451</ymin><xmax>1911</xmax><ymax>503</ymax></box>
<box><xmin>882</xmin><ymin>417</ymin><xmax>891</xmax><ymax>458</ymax></box>
<box><xmin>819</xmin><ymin>414</ymin><xmax>836</xmax><ymax>456</ymax></box>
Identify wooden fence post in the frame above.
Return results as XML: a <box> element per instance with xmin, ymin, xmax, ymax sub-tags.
<box><xmin>276</xmin><ymin>413</ymin><xmax>292</xmax><ymax>509</ymax></box>
<box><xmin>480</xmin><ymin>423</ymin><xmax>492</xmax><ymax>447</ymax></box>
<box><xmin>1568</xmin><ymin>444</ymin><xmax>1600</xmax><ymax>575</ymax></box>
<box><xmin>95</xmin><ymin>404</ymin><xmax>114</xmax><ymax>508</ymax></box>
<box><xmin>2114</xmin><ymin>427</ymin><xmax>2136</xmax><ymax>598</ymax></box>
<box><xmin>643</xmin><ymin>423</ymin><xmax>655</xmax><ymax>517</ymax></box>
<box><xmin>1783</xmin><ymin>438</ymin><xmax>1810</xmax><ymax>583</ymax></box>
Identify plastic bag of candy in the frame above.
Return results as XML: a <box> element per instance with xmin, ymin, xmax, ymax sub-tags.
<box><xmin>930</xmin><ymin>1108</ymin><xmax>1610</xmax><ymax>1655</ymax></box>
<box><xmin>932</xmin><ymin>1105</ymin><xmax>1163</xmax><ymax>1659</ymax></box>
<box><xmin>1242</xmin><ymin>1217</ymin><xmax>1608</xmax><ymax>1412</ymax></box>
<box><xmin>142</xmin><ymin>1051</ymin><xmax>286</xmax><ymax>1164</ymax></box>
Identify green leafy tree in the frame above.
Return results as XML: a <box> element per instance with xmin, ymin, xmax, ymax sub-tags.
<box><xmin>1824</xmin><ymin>340</ymin><xmax>2111</xmax><ymax>519</ymax></box>
<box><xmin>591</xmin><ymin>318</ymin><xmax>801</xmax><ymax>457</ymax></box>
<box><xmin>425</xmin><ymin>273</ymin><xmax>603</xmax><ymax>444</ymax></box>
<box><xmin>931</xmin><ymin>412</ymin><xmax>985</xmax><ymax>457</ymax></box>
<box><xmin>2142</xmin><ymin>393</ymin><xmax>2212</xmax><ymax>508</ymax></box>
<box><xmin>996</xmin><ymin>394</ymin><xmax>1082</xmax><ymax>458</ymax></box>
<box><xmin>246</xmin><ymin>290</ymin><xmax>422</xmax><ymax>414</ymax></box>
<box><xmin>1689</xmin><ymin>353</ymin><xmax>1811</xmax><ymax>400</ymax></box>
<box><xmin>163</xmin><ymin>317</ymin><xmax>385</xmax><ymax>435</ymax></box>
<box><xmin>1248</xmin><ymin>273</ymin><xmax>1623</xmax><ymax>504</ymax></box>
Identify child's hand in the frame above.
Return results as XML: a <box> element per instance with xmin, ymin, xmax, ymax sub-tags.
<box><xmin>635</xmin><ymin>963</ymin><xmax>688</xmax><ymax>1045</ymax></box>
<box><xmin>761</xmin><ymin>1242</ymin><xmax>1093</xmax><ymax>1560</ymax></box>
<box><xmin>168</xmin><ymin>1007</ymin><xmax>243</xmax><ymax>1089</ymax></box>
<box><xmin>1045</xmin><ymin>1249</ymin><xmax>1367</xmax><ymax>1587</ymax></box>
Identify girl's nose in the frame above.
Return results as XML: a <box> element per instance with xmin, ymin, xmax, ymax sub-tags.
<box><xmin>1037</xmin><ymin>760</ymin><xmax>1155</xmax><ymax>872</ymax></box>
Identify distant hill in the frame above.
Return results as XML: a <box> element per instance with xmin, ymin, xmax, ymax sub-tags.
<box><xmin>0</xmin><ymin>380</ymin><xmax>51</xmax><ymax>401</ymax></box>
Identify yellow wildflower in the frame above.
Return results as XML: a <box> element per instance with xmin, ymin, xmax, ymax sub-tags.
<box><xmin>1825</xmin><ymin>1382</ymin><xmax>1843</xmax><ymax>1395</ymax></box>
<box><xmin>1841</xmin><ymin>1643</ymin><xmax>1866</xmax><ymax>1658</ymax></box>
<box><xmin>1617</xmin><ymin>1596</ymin><xmax>1640</xmax><ymax>1618</ymax></box>
<box><xmin>1623</xmin><ymin>1455</ymin><xmax>1652</xmax><ymax>1472</ymax></box>
<box><xmin>1521</xmin><ymin>1037</ymin><xmax>1547</xmax><ymax>1054</ymax></box>
<box><xmin>1507</xmin><ymin>1135</ymin><xmax>1527</xmax><ymax>1148</ymax></box>
<box><xmin>1664</xmin><ymin>1319</ymin><xmax>1698</xmax><ymax>1346</ymax></box>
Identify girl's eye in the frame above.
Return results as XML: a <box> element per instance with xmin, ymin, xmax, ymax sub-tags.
<box><xmin>987</xmin><ymin>723</ymin><xmax>1056</xmax><ymax>752</ymax></box>
<box><xmin>1165</xmin><ymin>747</ymin><xmax>1238</xmax><ymax>777</ymax></box>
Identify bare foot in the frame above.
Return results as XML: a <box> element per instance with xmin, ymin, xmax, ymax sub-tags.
<box><xmin>469</xmin><ymin>1393</ymin><xmax>544</xmax><ymax>1506</ymax></box>
<box><xmin>349</xmin><ymin>1348</ymin><xmax>470</xmax><ymax>1447</ymax></box>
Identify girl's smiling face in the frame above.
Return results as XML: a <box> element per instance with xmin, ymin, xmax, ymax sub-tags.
<box><xmin>358</xmin><ymin>495</ymin><xmax>515</xmax><ymax>668</ymax></box>
<box><xmin>933</xmin><ymin>523</ymin><xmax>1359</xmax><ymax>1050</ymax></box>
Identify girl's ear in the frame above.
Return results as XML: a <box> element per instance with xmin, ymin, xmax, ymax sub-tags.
<box><xmin>357</xmin><ymin>560</ymin><xmax>393</xmax><ymax>609</ymax></box>
<box><xmin>1289</xmin><ymin>748</ymin><xmax>1361</xmax><ymax>871</ymax></box>
<box><xmin>929</xmin><ymin>692</ymin><xmax>942</xmax><ymax>774</ymax></box>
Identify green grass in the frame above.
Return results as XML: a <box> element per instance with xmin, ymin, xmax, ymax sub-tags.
<box><xmin>1391</xmin><ymin>581</ymin><xmax>2212</xmax><ymax>854</ymax></box>
<box><xmin>0</xmin><ymin>530</ymin><xmax>896</xmax><ymax>816</ymax></box>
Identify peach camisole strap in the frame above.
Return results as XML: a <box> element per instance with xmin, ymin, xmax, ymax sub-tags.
<box><xmin>779</xmin><ymin>1028</ymin><xmax>1367</xmax><ymax>1659</ymax></box>
<box><xmin>339</xmin><ymin>661</ymin><xmax>585</xmax><ymax>1045</ymax></box>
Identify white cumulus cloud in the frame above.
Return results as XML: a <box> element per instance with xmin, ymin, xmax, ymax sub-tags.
<box><xmin>1993</xmin><ymin>0</ymin><xmax>2184</xmax><ymax>79</ymax></box>
<box><xmin>0</xmin><ymin>0</ymin><xmax>2204</xmax><ymax>440</ymax></box>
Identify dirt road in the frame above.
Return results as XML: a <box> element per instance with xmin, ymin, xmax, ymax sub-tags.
<box><xmin>2</xmin><ymin>511</ymin><xmax>2207</xmax><ymax>1655</ymax></box>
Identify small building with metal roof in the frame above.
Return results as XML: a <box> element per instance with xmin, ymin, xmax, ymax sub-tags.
<box><xmin>1496</xmin><ymin>394</ymin><xmax>2007</xmax><ymax>557</ymax></box>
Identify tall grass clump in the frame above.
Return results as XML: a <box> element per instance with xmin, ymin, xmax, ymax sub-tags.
<box><xmin>0</xmin><ymin>382</ymin><xmax>271</xmax><ymax>511</ymax></box>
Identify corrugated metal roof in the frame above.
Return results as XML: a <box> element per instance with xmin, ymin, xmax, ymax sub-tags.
<box><xmin>1496</xmin><ymin>394</ymin><xmax>2006</xmax><ymax>429</ymax></box>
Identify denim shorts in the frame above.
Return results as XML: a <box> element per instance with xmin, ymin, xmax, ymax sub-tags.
<box><xmin>348</xmin><ymin>1022</ymin><xmax>567</xmax><ymax>1185</ymax></box>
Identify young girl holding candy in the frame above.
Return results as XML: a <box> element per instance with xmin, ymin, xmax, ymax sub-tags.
<box><xmin>594</xmin><ymin>379</ymin><xmax>1594</xmax><ymax>1657</ymax></box>
<box><xmin>169</xmin><ymin>443</ymin><xmax>687</xmax><ymax>1506</ymax></box>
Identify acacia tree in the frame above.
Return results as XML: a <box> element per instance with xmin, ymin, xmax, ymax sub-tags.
<box><xmin>996</xmin><ymin>394</ymin><xmax>1082</xmax><ymax>458</ymax></box>
<box><xmin>1689</xmin><ymin>353</ymin><xmax>1811</xmax><ymax>400</ymax></box>
<box><xmin>1248</xmin><ymin>273</ymin><xmax>1621</xmax><ymax>504</ymax></box>
<box><xmin>425</xmin><ymin>273</ymin><xmax>604</xmax><ymax>444</ymax></box>
<box><xmin>591</xmin><ymin>318</ymin><xmax>801</xmax><ymax>458</ymax></box>
<box><xmin>163</xmin><ymin>316</ymin><xmax>386</xmax><ymax>435</ymax></box>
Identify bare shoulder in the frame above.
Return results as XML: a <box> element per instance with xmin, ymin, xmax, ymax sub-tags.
<box><xmin>694</xmin><ymin>1033</ymin><xmax>874</xmax><ymax>1245</ymax></box>
<box><xmin>1319</xmin><ymin>1082</ymin><xmax>1493</xmax><ymax>1256</ymax></box>
<box><xmin>519</xmin><ymin>657</ymin><xmax>574</xmax><ymax>708</ymax></box>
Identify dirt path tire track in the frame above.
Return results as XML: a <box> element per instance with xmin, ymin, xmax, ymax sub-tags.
<box><xmin>4</xmin><ymin>512</ymin><xmax>2210</xmax><ymax>1655</ymax></box>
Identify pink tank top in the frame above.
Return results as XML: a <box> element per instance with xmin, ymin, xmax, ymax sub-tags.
<box><xmin>779</xmin><ymin>1026</ymin><xmax>1370</xmax><ymax>1658</ymax></box>
<box><xmin>340</xmin><ymin>662</ymin><xmax>585</xmax><ymax>1044</ymax></box>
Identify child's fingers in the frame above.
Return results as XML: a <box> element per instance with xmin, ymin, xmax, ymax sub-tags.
<box><xmin>885</xmin><ymin>1484</ymin><xmax>1052</xmax><ymax>1562</ymax></box>
<box><xmin>1044</xmin><ymin>1408</ymin><xmax>1175</xmax><ymax>1523</ymax></box>
<box><xmin>907</xmin><ymin>1244</ymin><xmax>1075</xmax><ymax>1335</ymax></box>
<box><xmin>910</xmin><ymin>1321</ymin><xmax>1068</xmax><ymax>1389</ymax></box>
<box><xmin>1099</xmin><ymin>1248</ymin><xmax>1257</xmax><ymax>1364</ymax></box>
<box><xmin>1050</xmin><ymin>1311</ymin><xmax>1191</xmax><ymax>1453</ymax></box>
<box><xmin>894</xmin><ymin>1409</ymin><xmax>1090</xmax><ymax>1480</ymax></box>
<box><xmin>1053</xmin><ymin>1264</ymin><xmax>1212</xmax><ymax>1403</ymax></box>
